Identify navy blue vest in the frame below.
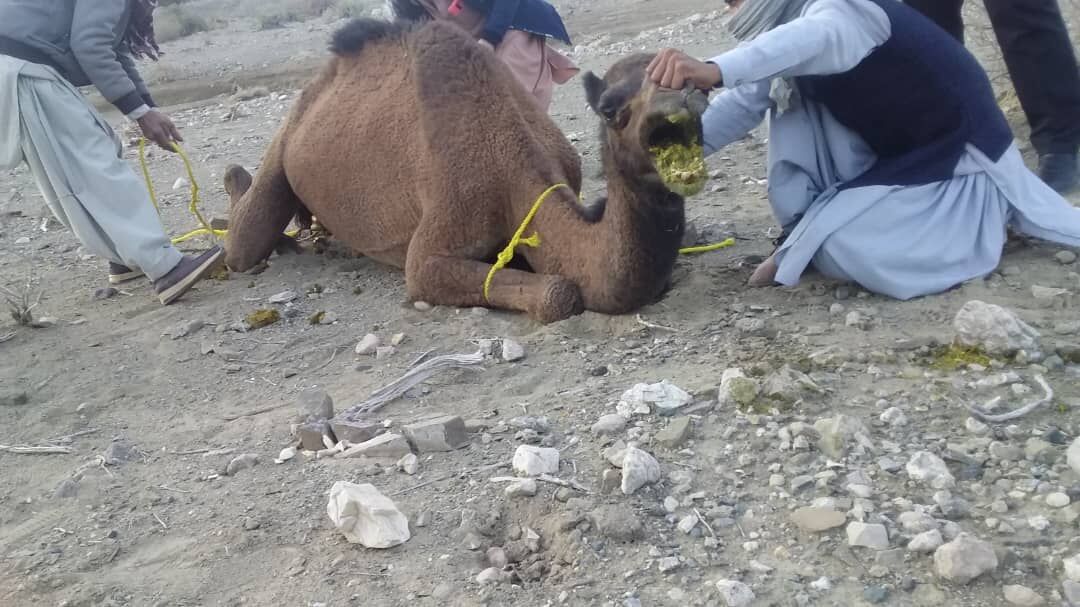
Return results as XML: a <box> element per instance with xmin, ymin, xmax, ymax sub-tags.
<box><xmin>797</xmin><ymin>0</ymin><xmax>1013</xmax><ymax>190</ymax></box>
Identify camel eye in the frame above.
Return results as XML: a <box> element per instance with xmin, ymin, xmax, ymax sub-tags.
<box><xmin>599</xmin><ymin>103</ymin><xmax>618</xmax><ymax>121</ymax></box>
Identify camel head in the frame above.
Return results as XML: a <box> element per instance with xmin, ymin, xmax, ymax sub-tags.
<box><xmin>583</xmin><ymin>54</ymin><xmax>710</xmax><ymax>197</ymax></box>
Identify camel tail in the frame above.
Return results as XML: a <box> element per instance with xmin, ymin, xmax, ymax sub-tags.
<box><xmin>330</xmin><ymin>18</ymin><xmax>414</xmax><ymax>57</ymax></box>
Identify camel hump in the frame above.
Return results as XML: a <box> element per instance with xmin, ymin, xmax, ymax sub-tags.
<box><xmin>329</xmin><ymin>18</ymin><xmax>412</xmax><ymax>57</ymax></box>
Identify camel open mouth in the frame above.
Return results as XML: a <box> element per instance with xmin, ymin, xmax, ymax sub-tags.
<box><xmin>647</xmin><ymin>113</ymin><xmax>708</xmax><ymax>197</ymax></box>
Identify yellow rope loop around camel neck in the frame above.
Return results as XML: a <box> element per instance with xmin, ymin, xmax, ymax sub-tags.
<box><xmin>482</xmin><ymin>184</ymin><xmax>738</xmax><ymax>303</ymax></box>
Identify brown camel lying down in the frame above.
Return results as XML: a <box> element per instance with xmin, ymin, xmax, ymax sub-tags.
<box><xmin>223</xmin><ymin>16</ymin><xmax>709</xmax><ymax>323</ymax></box>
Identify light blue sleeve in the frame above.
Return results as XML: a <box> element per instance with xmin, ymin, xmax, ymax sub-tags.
<box><xmin>708</xmin><ymin>0</ymin><xmax>891</xmax><ymax>88</ymax></box>
<box><xmin>702</xmin><ymin>80</ymin><xmax>772</xmax><ymax>155</ymax></box>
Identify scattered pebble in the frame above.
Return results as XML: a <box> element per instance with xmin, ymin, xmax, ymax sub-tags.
<box><xmin>512</xmin><ymin>445</ymin><xmax>559</xmax><ymax>477</ymax></box>
<box><xmin>953</xmin><ymin>300</ymin><xmax>1040</xmax><ymax>355</ymax></box>
<box><xmin>355</xmin><ymin>334</ymin><xmax>379</xmax><ymax>355</ymax></box>
<box><xmin>224</xmin><ymin>453</ymin><xmax>259</xmax><ymax>476</ymax></box>
<box><xmin>715</xmin><ymin>580</ymin><xmax>755</xmax><ymax>607</ymax></box>
<box><xmin>621</xmin><ymin>447</ymin><xmax>662</xmax><ymax>495</ymax></box>
<box><xmin>1046</xmin><ymin>492</ymin><xmax>1071</xmax><ymax>508</ymax></box>
<box><xmin>1003</xmin><ymin>584</ymin><xmax>1045</xmax><ymax>606</ymax></box>
<box><xmin>790</xmin><ymin>507</ymin><xmax>846</xmax><ymax>533</ymax></box>
<box><xmin>591</xmin><ymin>414</ymin><xmax>626</xmax><ymax>436</ymax></box>
<box><xmin>1056</xmin><ymin>250</ymin><xmax>1078</xmax><ymax>265</ymax></box>
<box><xmin>501</xmin><ymin>339</ymin><xmax>526</xmax><ymax>362</ymax></box>
<box><xmin>906</xmin><ymin>451</ymin><xmax>956</xmax><ymax>489</ymax></box>
<box><xmin>505</xmin><ymin>479</ymin><xmax>538</xmax><ymax>498</ymax></box>
<box><xmin>847</xmin><ymin>521</ymin><xmax>889</xmax><ymax>550</ymax></box>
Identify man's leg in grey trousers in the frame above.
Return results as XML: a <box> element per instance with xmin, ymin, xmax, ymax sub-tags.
<box><xmin>17</xmin><ymin>75</ymin><xmax>182</xmax><ymax>281</ymax></box>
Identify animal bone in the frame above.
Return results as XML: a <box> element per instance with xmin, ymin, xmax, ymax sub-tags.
<box><xmin>965</xmin><ymin>375</ymin><xmax>1053</xmax><ymax>422</ymax></box>
<box><xmin>340</xmin><ymin>351</ymin><xmax>486</xmax><ymax>418</ymax></box>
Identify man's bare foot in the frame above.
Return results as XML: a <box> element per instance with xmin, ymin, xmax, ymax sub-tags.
<box><xmin>748</xmin><ymin>254</ymin><xmax>779</xmax><ymax>287</ymax></box>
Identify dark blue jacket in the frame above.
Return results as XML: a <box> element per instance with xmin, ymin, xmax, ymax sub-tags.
<box><xmin>797</xmin><ymin>0</ymin><xmax>1013</xmax><ymax>190</ymax></box>
<box><xmin>463</xmin><ymin>0</ymin><xmax>572</xmax><ymax>46</ymax></box>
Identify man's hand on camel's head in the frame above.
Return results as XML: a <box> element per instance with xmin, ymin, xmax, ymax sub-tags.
<box><xmin>647</xmin><ymin>48</ymin><xmax>722</xmax><ymax>91</ymax></box>
<box><xmin>138</xmin><ymin>109</ymin><xmax>184</xmax><ymax>152</ymax></box>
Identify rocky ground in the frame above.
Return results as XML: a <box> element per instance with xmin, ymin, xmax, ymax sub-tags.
<box><xmin>2</xmin><ymin>1</ymin><xmax>1080</xmax><ymax>606</ymax></box>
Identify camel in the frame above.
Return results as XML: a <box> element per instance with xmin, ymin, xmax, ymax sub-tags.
<box><xmin>222</xmin><ymin>14</ymin><xmax>710</xmax><ymax>323</ymax></box>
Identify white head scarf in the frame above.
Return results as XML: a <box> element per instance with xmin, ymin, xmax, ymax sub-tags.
<box><xmin>726</xmin><ymin>0</ymin><xmax>814</xmax><ymax>114</ymax></box>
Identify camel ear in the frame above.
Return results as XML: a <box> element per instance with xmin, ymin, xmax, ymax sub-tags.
<box><xmin>583</xmin><ymin>72</ymin><xmax>607</xmax><ymax>114</ymax></box>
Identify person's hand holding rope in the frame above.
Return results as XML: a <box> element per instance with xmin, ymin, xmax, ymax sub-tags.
<box><xmin>137</xmin><ymin>109</ymin><xmax>184</xmax><ymax>152</ymax></box>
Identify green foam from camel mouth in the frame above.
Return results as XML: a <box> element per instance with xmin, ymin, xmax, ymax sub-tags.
<box><xmin>650</xmin><ymin>141</ymin><xmax>707</xmax><ymax>197</ymax></box>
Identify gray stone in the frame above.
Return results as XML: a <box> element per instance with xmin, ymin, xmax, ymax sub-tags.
<box><xmin>1057</xmin><ymin>250</ymin><xmax>1079</xmax><ymax>265</ymax></box>
<box><xmin>898</xmin><ymin>511</ymin><xmax>939</xmax><ymax>533</ymax></box>
<box><xmin>476</xmin><ymin>567</ymin><xmax>508</xmax><ymax>585</ymax></box>
<box><xmin>1065</xmin><ymin>553</ymin><xmax>1080</xmax><ymax>583</ymax></box>
<box><xmin>54</xmin><ymin>479</ymin><xmax>79</xmax><ymax>499</ymax></box>
<box><xmin>590</xmin><ymin>504</ymin><xmax>644</xmax><ymax>541</ymax></box>
<box><xmin>355</xmin><ymin>334</ymin><xmax>379</xmax><ymax>355</ymax></box>
<box><xmin>1003</xmin><ymin>584</ymin><xmax>1045</xmax><ymax>606</ymax></box>
<box><xmin>908</xmin><ymin>530</ymin><xmax>944</xmax><ymax>553</ymax></box>
<box><xmin>487</xmin><ymin>547</ymin><xmax>508</xmax><ymax>568</ymax></box>
<box><xmin>403</xmin><ymin>416</ymin><xmax>469</xmax><ymax>452</ymax></box>
<box><xmin>814</xmin><ymin>414</ymin><xmax>872</xmax><ymax>459</ymax></box>
<box><xmin>330</xmin><ymin>418</ymin><xmax>382</xmax><ymax>445</ymax></box>
<box><xmin>296</xmin><ymin>389</ymin><xmax>334</xmax><ymax>422</ymax></box>
<box><xmin>1024</xmin><ymin>438</ymin><xmax>1056</xmax><ymax>464</ymax></box>
<box><xmin>1068</xmin><ymin>437</ymin><xmax>1080</xmax><ymax>477</ymax></box>
<box><xmin>761</xmin><ymin>365</ymin><xmax>822</xmax><ymax>403</ymax></box>
<box><xmin>340</xmin><ymin>433</ymin><xmax>412</xmax><ymax>459</ymax></box>
<box><xmin>715</xmin><ymin>580</ymin><xmax>755</xmax><ymax>607</ymax></box>
<box><xmin>1062</xmin><ymin>581</ymin><xmax>1080</xmax><ymax>607</ymax></box>
<box><xmin>501</xmin><ymin>339</ymin><xmax>526</xmax><ymax>362</ymax></box>
<box><xmin>718</xmin><ymin>369</ymin><xmax>759</xmax><ymax>407</ymax></box>
<box><xmin>655</xmin><ymin>416</ymin><xmax>692</xmax><ymax>449</ymax></box>
<box><xmin>591</xmin><ymin>414</ymin><xmax>626</xmax><ymax>436</ymax></box>
<box><xmin>933</xmin><ymin>533</ymin><xmax>998</xmax><ymax>584</ymax></box>
<box><xmin>953</xmin><ymin>300</ymin><xmax>1040</xmax><ymax>355</ymax></box>
<box><xmin>621</xmin><ymin>447</ymin><xmax>662</xmax><ymax>495</ymax></box>
<box><xmin>225</xmin><ymin>453</ymin><xmax>259</xmax><ymax>476</ymax></box>
<box><xmin>0</xmin><ymin>390</ymin><xmax>29</xmax><ymax>407</ymax></box>
<box><xmin>847</xmin><ymin>522</ymin><xmax>889</xmax><ymax>550</ymax></box>
<box><xmin>790</xmin><ymin>507</ymin><xmax>846</xmax><ymax>532</ymax></box>
<box><xmin>298</xmin><ymin>420</ymin><xmax>333</xmax><ymax>451</ymax></box>
<box><xmin>103</xmin><ymin>441</ymin><xmax>136</xmax><ymax>466</ymax></box>
<box><xmin>906</xmin><ymin>452</ymin><xmax>956</xmax><ymax>489</ymax></box>
<box><xmin>505</xmin><ymin>479</ymin><xmax>538</xmax><ymax>498</ymax></box>
<box><xmin>658</xmin><ymin>556</ymin><xmax>681</xmax><ymax>573</ymax></box>
<box><xmin>863</xmin><ymin>586</ymin><xmax>889</xmax><ymax>604</ymax></box>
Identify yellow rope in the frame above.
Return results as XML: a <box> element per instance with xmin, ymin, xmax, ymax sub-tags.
<box><xmin>483</xmin><ymin>185</ymin><xmax>738</xmax><ymax>303</ymax></box>
<box><xmin>138</xmin><ymin>138</ymin><xmax>299</xmax><ymax>245</ymax></box>
<box><xmin>483</xmin><ymin>183</ymin><xmax>569</xmax><ymax>302</ymax></box>
<box><xmin>679</xmin><ymin>237</ymin><xmax>736</xmax><ymax>255</ymax></box>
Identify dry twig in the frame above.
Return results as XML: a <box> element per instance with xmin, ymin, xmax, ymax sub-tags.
<box><xmin>0</xmin><ymin>444</ymin><xmax>72</xmax><ymax>455</ymax></box>
<box><xmin>965</xmin><ymin>375</ymin><xmax>1054</xmax><ymax>423</ymax></box>
<box><xmin>341</xmin><ymin>351</ymin><xmax>486</xmax><ymax>418</ymax></box>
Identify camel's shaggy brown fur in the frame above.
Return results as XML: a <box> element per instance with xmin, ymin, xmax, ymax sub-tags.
<box><xmin>223</xmin><ymin>17</ymin><xmax>707</xmax><ymax>323</ymax></box>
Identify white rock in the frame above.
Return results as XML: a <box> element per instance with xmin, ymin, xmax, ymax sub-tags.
<box><xmin>621</xmin><ymin>447</ymin><xmax>662</xmax><ymax>495</ymax></box>
<box><xmin>619</xmin><ymin>381</ymin><xmax>691</xmax><ymax>416</ymax></box>
<box><xmin>512</xmin><ymin>445</ymin><xmax>559</xmax><ymax>477</ymax></box>
<box><xmin>476</xmin><ymin>567</ymin><xmax>508</xmax><ymax>585</ymax></box>
<box><xmin>1067</xmin><ymin>437</ymin><xmax>1080</xmax><ymax>477</ymax></box>
<box><xmin>846</xmin><ymin>521</ymin><xmax>889</xmax><ymax>550</ymax></box>
<box><xmin>505</xmin><ymin>479</ymin><xmax>538</xmax><ymax>498</ymax></box>
<box><xmin>718</xmin><ymin>368</ymin><xmax>760</xmax><ymax>407</ymax></box>
<box><xmin>677</xmin><ymin>514</ymin><xmax>698</xmax><ymax>534</ymax></box>
<box><xmin>355</xmin><ymin>334</ymin><xmax>380</xmax><ymax>355</ymax></box>
<box><xmin>965</xmin><ymin>417</ymin><xmax>991</xmax><ymax>435</ymax></box>
<box><xmin>591</xmin><ymin>414</ymin><xmax>627</xmax><ymax>436</ymax></box>
<box><xmin>326</xmin><ymin>482</ymin><xmax>410</xmax><ymax>549</ymax></box>
<box><xmin>1046</xmin><ymin>493</ymin><xmax>1071</xmax><ymax>508</ymax></box>
<box><xmin>908</xmin><ymin>529</ymin><xmax>944</xmax><ymax>553</ymax></box>
<box><xmin>898</xmin><ymin>511</ymin><xmax>939</xmax><ymax>534</ymax></box>
<box><xmin>953</xmin><ymin>300</ymin><xmax>1040</xmax><ymax>355</ymax></box>
<box><xmin>809</xmin><ymin>577</ymin><xmax>832</xmax><ymax>591</ymax></box>
<box><xmin>397</xmin><ymin>453</ymin><xmax>418</xmax><ymax>475</ymax></box>
<box><xmin>715</xmin><ymin>579</ymin><xmax>755</xmax><ymax>607</ymax></box>
<box><xmin>663</xmin><ymin>496</ymin><xmax>679</xmax><ymax>513</ymax></box>
<box><xmin>501</xmin><ymin>338</ymin><xmax>525</xmax><ymax>362</ymax></box>
<box><xmin>879</xmin><ymin>407</ymin><xmax>908</xmax><ymax>426</ymax></box>
<box><xmin>1027</xmin><ymin>515</ymin><xmax>1050</xmax><ymax>532</ymax></box>
<box><xmin>172</xmin><ymin>177</ymin><xmax>188</xmax><ymax>191</ymax></box>
<box><xmin>906</xmin><ymin>451</ymin><xmax>956</xmax><ymax>489</ymax></box>
<box><xmin>1064</xmin><ymin>553</ymin><xmax>1080</xmax><ymax>583</ymax></box>
<box><xmin>933</xmin><ymin>533</ymin><xmax>998</xmax><ymax>584</ymax></box>
<box><xmin>274</xmin><ymin>446</ymin><xmax>296</xmax><ymax>464</ymax></box>
<box><xmin>1003</xmin><ymin>584</ymin><xmax>1045</xmax><ymax>606</ymax></box>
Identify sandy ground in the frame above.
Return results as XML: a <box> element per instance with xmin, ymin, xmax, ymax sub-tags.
<box><xmin>2</xmin><ymin>2</ymin><xmax>1080</xmax><ymax>606</ymax></box>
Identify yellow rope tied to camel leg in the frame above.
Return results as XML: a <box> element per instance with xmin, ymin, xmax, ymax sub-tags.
<box><xmin>138</xmin><ymin>138</ymin><xmax>299</xmax><ymax>245</ymax></box>
<box><xmin>483</xmin><ymin>183</ymin><xmax>571</xmax><ymax>303</ymax></box>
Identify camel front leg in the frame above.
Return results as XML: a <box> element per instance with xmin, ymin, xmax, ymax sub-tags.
<box><xmin>406</xmin><ymin>253</ymin><xmax>584</xmax><ymax>323</ymax></box>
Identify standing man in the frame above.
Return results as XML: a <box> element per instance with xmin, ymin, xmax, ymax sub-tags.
<box><xmin>0</xmin><ymin>0</ymin><xmax>223</xmax><ymax>305</ymax></box>
<box><xmin>905</xmin><ymin>0</ymin><xmax>1080</xmax><ymax>193</ymax></box>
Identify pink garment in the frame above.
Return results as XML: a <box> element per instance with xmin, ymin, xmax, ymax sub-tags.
<box><xmin>417</xmin><ymin>0</ymin><xmax>578</xmax><ymax>111</ymax></box>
